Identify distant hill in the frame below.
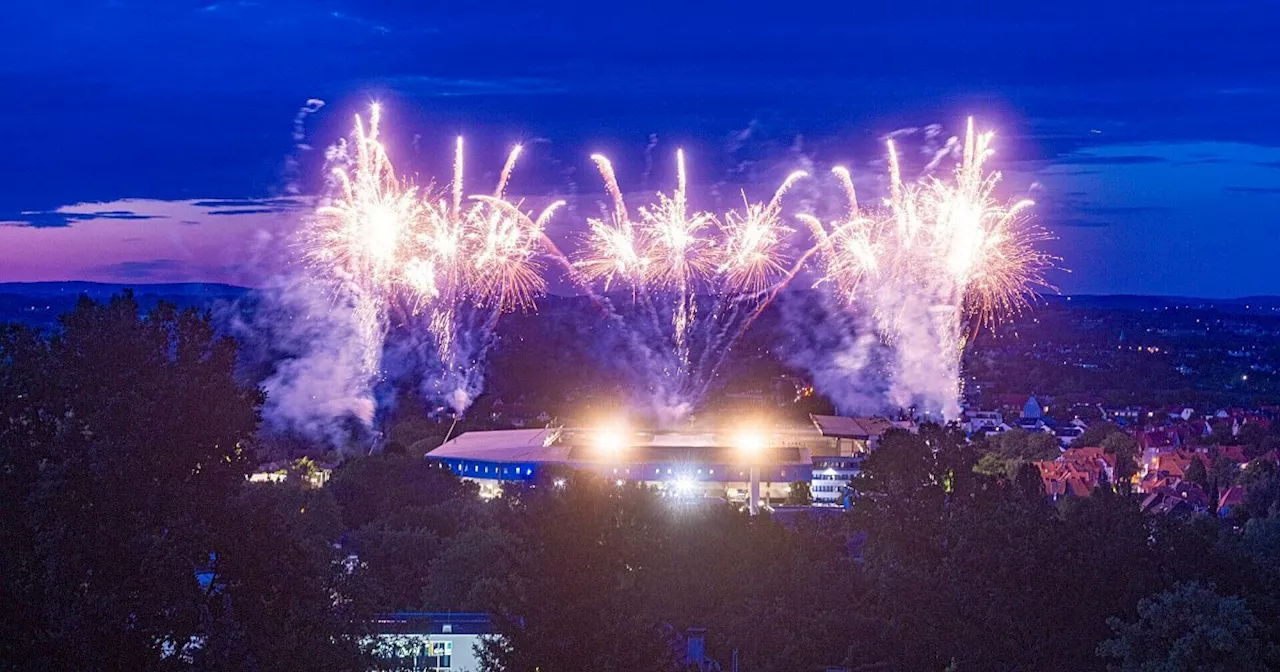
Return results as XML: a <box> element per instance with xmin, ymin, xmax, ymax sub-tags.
<box><xmin>0</xmin><ymin>282</ymin><xmax>248</xmax><ymax>328</ymax></box>
<box><xmin>1040</xmin><ymin>294</ymin><xmax>1280</xmax><ymax>314</ymax></box>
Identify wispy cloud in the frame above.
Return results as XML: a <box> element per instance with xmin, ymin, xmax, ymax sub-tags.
<box><xmin>207</xmin><ymin>208</ymin><xmax>286</xmax><ymax>216</ymax></box>
<box><xmin>1081</xmin><ymin>205</ymin><xmax>1175</xmax><ymax>216</ymax></box>
<box><xmin>1055</xmin><ymin>155</ymin><xmax>1167</xmax><ymax>166</ymax></box>
<box><xmin>1224</xmin><ymin>186</ymin><xmax>1280</xmax><ymax>194</ymax></box>
<box><xmin>0</xmin><ymin>209</ymin><xmax>167</xmax><ymax>228</ymax></box>
<box><xmin>190</xmin><ymin>198</ymin><xmax>303</xmax><ymax>216</ymax></box>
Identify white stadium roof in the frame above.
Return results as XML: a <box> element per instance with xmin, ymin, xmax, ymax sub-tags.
<box><xmin>429</xmin><ymin>428</ymin><xmax>572</xmax><ymax>463</ymax></box>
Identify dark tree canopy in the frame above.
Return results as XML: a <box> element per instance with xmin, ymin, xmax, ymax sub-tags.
<box><xmin>0</xmin><ymin>294</ymin><xmax>367</xmax><ymax>669</ymax></box>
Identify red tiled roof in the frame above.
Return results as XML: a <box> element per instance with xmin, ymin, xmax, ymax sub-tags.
<box><xmin>1219</xmin><ymin>485</ymin><xmax>1245</xmax><ymax>511</ymax></box>
<box><xmin>1036</xmin><ymin>460</ymin><xmax>1098</xmax><ymax>498</ymax></box>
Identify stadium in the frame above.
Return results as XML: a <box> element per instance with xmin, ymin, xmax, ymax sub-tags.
<box><xmin>426</xmin><ymin>415</ymin><xmax>913</xmax><ymax>507</ymax></box>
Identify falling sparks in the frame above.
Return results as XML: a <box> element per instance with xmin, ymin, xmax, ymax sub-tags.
<box><xmin>303</xmin><ymin>105</ymin><xmax>1054</xmax><ymax>423</ymax></box>
<box><xmin>807</xmin><ymin>117</ymin><xmax>1055</xmax><ymax>334</ymax></box>
<box><xmin>799</xmin><ymin>116</ymin><xmax>1057</xmax><ymax>417</ymax></box>
<box><xmin>573</xmin><ymin>150</ymin><xmax>807</xmax><ymax>419</ymax></box>
<box><xmin>719</xmin><ymin>171</ymin><xmax>806</xmax><ymax>294</ymax></box>
<box><xmin>304</xmin><ymin>104</ymin><xmax>561</xmax><ymax>411</ymax></box>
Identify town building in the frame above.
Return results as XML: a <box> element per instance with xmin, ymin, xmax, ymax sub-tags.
<box><xmin>367</xmin><ymin>612</ymin><xmax>493</xmax><ymax>672</ymax></box>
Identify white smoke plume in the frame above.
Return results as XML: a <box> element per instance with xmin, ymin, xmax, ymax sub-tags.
<box><xmin>775</xmin><ymin>290</ymin><xmax>891</xmax><ymax>415</ymax></box>
<box><xmin>223</xmin><ymin>271</ymin><xmax>379</xmax><ymax>446</ymax></box>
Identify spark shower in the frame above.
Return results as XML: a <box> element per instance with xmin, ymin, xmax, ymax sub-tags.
<box><xmin>285</xmin><ymin>104</ymin><xmax>1054</xmax><ymax>439</ymax></box>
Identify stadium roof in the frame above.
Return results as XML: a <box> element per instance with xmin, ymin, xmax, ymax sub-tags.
<box><xmin>809</xmin><ymin>415</ymin><xmax>908</xmax><ymax>439</ymax></box>
<box><xmin>428</xmin><ymin>428</ymin><xmax>810</xmax><ymax>467</ymax></box>
<box><xmin>429</xmin><ymin>428</ymin><xmax>571</xmax><ymax>462</ymax></box>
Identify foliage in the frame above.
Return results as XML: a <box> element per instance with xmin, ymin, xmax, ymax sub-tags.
<box><xmin>975</xmin><ymin>428</ymin><xmax>1060</xmax><ymax>477</ymax></box>
<box><xmin>11</xmin><ymin>295</ymin><xmax>1280</xmax><ymax>672</ymax></box>
<box><xmin>1077</xmin><ymin>421</ymin><xmax>1124</xmax><ymax>447</ymax></box>
<box><xmin>0</xmin><ymin>294</ymin><xmax>366</xmax><ymax>669</ymax></box>
<box><xmin>1103</xmin><ymin>432</ymin><xmax>1140</xmax><ymax>494</ymax></box>
<box><xmin>785</xmin><ymin>479</ymin><xmax>813</xmax><ymax>505</ymax></box>
<box><xmin>1097</xmin><ymin>582</ymin><xmax>1274</xmax><ymax>671</ymax></box>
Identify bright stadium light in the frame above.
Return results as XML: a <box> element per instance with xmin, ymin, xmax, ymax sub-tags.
<box><xmin>593</xmin><ymin>421</ymin><xmax>629</xmax><ymax>456</ymax></box>
<box><xmin>734</xmin><ymin>429</ymin><xmax>767</xmax><ymax>458</ymax></box>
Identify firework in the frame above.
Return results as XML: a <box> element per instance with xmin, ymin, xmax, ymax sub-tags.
<box><xmin>310</xmin><ymin>104</ymin><xmax>427</xmax><ymax>297</ymax></box>
<box><xmin>577</xmin><ymin>155</ymin><xmax>647</xmax><ymax>289</ymax></box>
<box><xmin>304</xmin><ymin>104</ymin><xmax>561</xmax><ymax>414</ymax></box>
<box><xmin>808</xmin><ymin>117</ymin><xmax>1054</xmax><ymax>333</ymax></box>
<box><xmin>798</xmin><ymin>117</ymin><xmax>1056</xmax><ymax>418</ymax></box>
<box><xmin>798</xmin><ymin>167</ymin><xmax>881</xmax><ymax>304</ymax></box>
<box><xmin>921</xmin><ymin>118</ymin><xmax>1053</xmax><ymax>331</ymax></box>
<box><xmin>719</xmin><ymin>170</ymin><xmax>806</xmax><ymax>294</ymax></box>
<box><xmin>574</xmin><ymin>150</ymin><xmax>808</xmax><ymax>420</ymax></box>
<box><xmin>636</xmin><ymin>150</ymin><xmax>720</xmax><ymax>291</ymax></box>
<box><xmin>301</xmin><ymin>105</ymin><xmax>1054</xmax><ymax>427</ymax></box>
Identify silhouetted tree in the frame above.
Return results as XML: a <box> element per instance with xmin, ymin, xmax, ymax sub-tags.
<box><xmin>1103</xmin><ymin>432</ymin><xmax>1140</xmax><ymax>495</ymax></box>
<box><xmin>0</xmin><ymin>294</ymin><xmax>367</xmax><ymax>669</ymax></box>
<box><xmin>1098</xmin><ymin>582</ymin><xmax>1276</xmax><ymax>671</ymax></box>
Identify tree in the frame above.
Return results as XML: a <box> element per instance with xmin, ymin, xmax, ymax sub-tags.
<box><xmin>1077</xmin><ymin>421</ymin><xmax>1124</xmax><ymax>448</ymax></box>
<box><xmin>1097</xmin><ymin>582</ymin><xmax>1275</xmax><ymax>671</ymax></box>
<box><xmin>480</xmin><ymin>476</ymin><xmax>682</xmax><ymax>672</ymax></box>
<box><xmin>0</xmin><ymin>296</ymin><xmax>261</xmax><ymax>667</ymax></box>
<box><xmin>329</xmin><ymin>452</ymin><xmax>475</xmax><ymax>530</ymax></box>
<box><xmin>1185</xmin><ymin>456</ymin><xmax>1210</xmax><ymax>490</ymax></box>
<box><xmin>976</xmin><ymin>428</ymin><xmax>1060</xmax><ymax>477</ymax></box>
<box><xmin>197</xmin><ymin>483</ymin><xmax>373</xmax><ymax>670</ymax></box>
<box><xmin>785</xmin><ymin>480</ymin><xmax>812</xmax><ymax>506</ymax></box>
<box><xmin>1239</xmin><ymin>460</ymin><xmax>1280</xmax><ymax>520</ymax></box>
<box><xmin>1103</xmin><ymin>432</ymin><xmax>1140</xmax><ymax>495</ymax></box>
<box><xmin>0</xmin><ymin>295</ymin><xmax>366</xmax><ymax>669</ymax></box>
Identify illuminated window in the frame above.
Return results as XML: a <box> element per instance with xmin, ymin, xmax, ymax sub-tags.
<box><xmin>427</xmin><ymin>640</ymin><xmax>453</xmax><ymax>669</ymax></box>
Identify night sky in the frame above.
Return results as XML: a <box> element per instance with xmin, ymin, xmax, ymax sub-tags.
<box><xmin>1</xmin><ymin>0</ymin><xmax>1276</xmax><ymax>297</ymax></box>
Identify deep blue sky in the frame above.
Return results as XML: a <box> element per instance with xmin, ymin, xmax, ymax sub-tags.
<box><xmin>1</xmin><ymin>0</ymin><xmax>1277</xmax><ymax>296</ymax></box>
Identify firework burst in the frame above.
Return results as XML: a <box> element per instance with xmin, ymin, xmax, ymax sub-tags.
<box><xmin>800</xmin><ymin>116</ymin><xmax>1057</xmax><ymax>418</ymax></box>
<box><xmin>572</xmin><ymin>150</ymin><xmax>808</xmax><ymax>421</ymax></box>
<box><xmin>304</xmin><ymin>104</ymin><xmax>561</xmax><ymax>415</ymax></box>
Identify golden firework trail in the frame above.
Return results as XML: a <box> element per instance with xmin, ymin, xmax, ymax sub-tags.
<box><xmin>574</xmin><ymin>149</ymin><xmax>809</xmax><ymax>414</ymax></box>
<box><xmin>809</xmin><ymin>117</ymin><xmax>1055</xmax><ymax>334</ymax></box>
<box><xmin>719</xmin><ymin>170</ymin><xmax>807</xmax><ymax>294</ymax></box>
<box><xmin>305</xmin><ymin>104</ymin><xmax>561</xmax><ymax>395</ymax></box>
